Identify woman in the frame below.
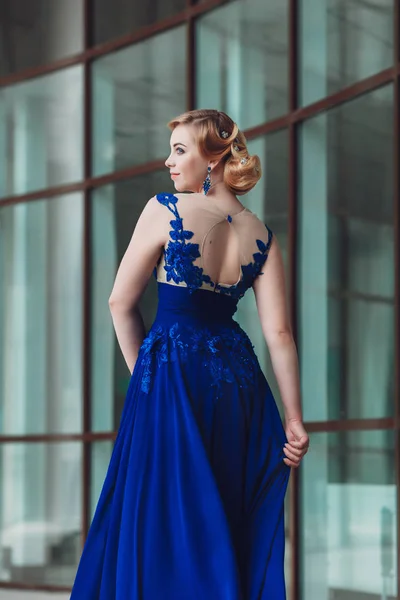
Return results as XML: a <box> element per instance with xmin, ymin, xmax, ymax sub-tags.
<box><xmin>70</xmin><ymin>109</ymin><xmax>309</xmax><ymax>599</ymax></box>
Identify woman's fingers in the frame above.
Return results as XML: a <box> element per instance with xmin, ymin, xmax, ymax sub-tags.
<box><xmin>284</xmin><ymin>443</ymin><xmax>303</xmax><ymax>457</ymax></box>
<box><xmin>283</xmin><ymin>442</ymin><xmax>309</xmax><ymax>468</ymax></box>
<box><xmin>283</xmin><ymin>420</ymin><xmax>310</xmax><ymax>468</ymax></box>
<box><xmin>283</xmin><ymin>446</ymin><xmax>302</xmax><ymax>463</ymax></box>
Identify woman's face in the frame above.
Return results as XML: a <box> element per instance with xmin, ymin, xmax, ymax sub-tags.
<box><xmin>165</xmin><ymin>124</ymin><xmax>209</xmax><ymax>193</ymax></box>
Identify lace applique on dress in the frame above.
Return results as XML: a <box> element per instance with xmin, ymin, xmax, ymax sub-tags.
<box><xmin>214</xmin><ymin>237</ymin><xmax>273</xmax><ymax>299</ymax></box>
<box><xmin>155</xmin><ymin>193</ymin><xmax>214</xmax><ymax>291</ymax></box>
<box><xmin>155</xmin><ymin>193</ymin><xmax>273</xmax><ymax>300</ymax></box>
<box><xmin>140</xmin><ymin>322</ymin><xmax>258</xmax><ymax>397</ymax></box>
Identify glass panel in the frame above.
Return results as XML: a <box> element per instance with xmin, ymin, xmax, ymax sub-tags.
<box><xmin>235</xmin><ymin>130</ymin><xmax>289</xmax><ymax>415</ymax></box>
<box><xmin>0</xmin><ymin>195</ymin><xmax>84</xmax><ymax>434</ymax></box>
<box><xmin>299</xmin><ymin>0</ymin><xmax>394</xmax><ymax>106</ymax></box>
<box><xmin>299</xmin><ymin>86</ymin><xmax>394</xmax><ymax>421</ymax></box>
<box><xmin>91</xmin><ymin>171</ymin><xmax>171</xmax><ymax>431</ymax></box>
<box><xmin>0</xmin><ymin>67</ymin><xmax>83</xmax><ymax>197</ymax></box>
<box><xmin>93</xmin><ymin>0</ymin><xmax>186</xmax><ymax>45</ymax></box>
<box><xmin>301</xmin><ymin>430</ymin><xmax>397</xmax><ymax>599</ymax></box>
<box><xmin>0</xmin><ymin>442</ymin><xmax>82</xmax><ymax>586</ymax></box>
<box><xmin>92</xmin><ymin>26</ymin><xmax>186</xmax><ymax>177</ymax></box>
<box><xmin>0</xmin><ymin>0</ymin><xmax>83</xmax><ymax>77</ymax></box>
<box><xmin>196</xmin><ymin>0</ymin><xmax>289</xmax><ymax>129</ymax></box>
<box><xmin>90</xmin><ymin>441</ymin><xmax>113</xmax><ymax>520</ymax></box>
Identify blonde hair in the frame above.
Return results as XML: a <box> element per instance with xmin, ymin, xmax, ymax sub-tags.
<box><xmin>167</xmin><ymin>109</ymin><xmax>261</xmax><ymax>196</ymax></box>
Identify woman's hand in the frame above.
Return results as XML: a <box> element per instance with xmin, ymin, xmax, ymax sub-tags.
<box><xmin>283</xmin><ymin>419</ymin><xmax>309</xmax><ymax>468</ymax></box>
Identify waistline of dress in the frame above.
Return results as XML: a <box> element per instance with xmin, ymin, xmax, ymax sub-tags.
<box><xmin>155</xmin><ymin>281</ymin><xmax>239</xmax><ymax>324</ymax></box>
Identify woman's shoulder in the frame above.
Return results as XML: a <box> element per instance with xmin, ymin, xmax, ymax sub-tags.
<box><xmin>154</xmin><ymin>191</ymin><xmax>193</xmax><ymax>208</ymax></box>
<box><xmin>154</xmin><ymin>191</ymin><xmax>214</xmax><ymax>216</ymax></box>
<box><xmin>153</xmin><ymin>191</ymin><xmax>272</xmax><ymax>237</ymax></box>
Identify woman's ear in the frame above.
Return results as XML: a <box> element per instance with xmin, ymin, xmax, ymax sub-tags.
<box><xmin>209</xmin><ymin>158</ymin><xmax>221</xmax><ymax>171</ymax></box>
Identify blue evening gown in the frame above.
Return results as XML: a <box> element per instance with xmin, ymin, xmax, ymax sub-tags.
<box><xmin>70</xmin><ymin>192</ymin><xmax>290</xmax><ymax>599</ymax></box>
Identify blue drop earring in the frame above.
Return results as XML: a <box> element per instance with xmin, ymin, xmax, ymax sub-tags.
<box><xmin>203</xmin><ymin>166</ymin><xmax>211</xmax><ymax>195</ymax></box>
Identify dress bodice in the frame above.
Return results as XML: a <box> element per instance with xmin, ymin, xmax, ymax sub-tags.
<box><xmin>153</xmin><ymin>192</ymin><xmax>273</xmax><ymax>301</ymax></box>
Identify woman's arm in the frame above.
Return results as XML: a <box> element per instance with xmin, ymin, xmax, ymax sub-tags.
<box><xmin>253</xmin><ymin>237</ymin><xmax>309</xmax><ymax>468</ymax></box>
<box><xmin>108</xmin><ymin>196</ymin><xmax>166</xmax><ymax>374</ymax></box>
<box><xmin>107</xmin><ymin>305</ymin><xmax>146</xmax><ymax>375</ymax></box>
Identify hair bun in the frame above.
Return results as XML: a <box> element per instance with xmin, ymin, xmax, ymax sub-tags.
<box><xmin>224</xmin><ymin>128</ymin><xmax>261</xmax><ymax>194</ymax></box>
<box><xmin>224</xmin><ymin>152</ymin><xmax>262</xmax><ymax>196</ymax></box>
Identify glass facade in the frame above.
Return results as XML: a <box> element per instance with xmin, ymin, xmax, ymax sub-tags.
<box><xmin>299</xmin><ymin>0</ymin><xmax>394</xmax><ymax>105</ymax></box>
<box><xmin>0</xmin><ymin>0</ymin><xmax>84</xmax><ymax>77</ymax></box>
<box><xmin>92</xmin><ymin>27</ymin><xmax>187</xmax><ymax>176</ymax></box>
<box><xmin>0</xmin><ymin>0</ymin><xmax>398</xmax><ymax>598</ymax></box>
<box><xmin>302</xmin><ymin>431</ymin><xmax>397</xmax><ymax>599</ymax></box>
<box><xmin>0</xmin><ymin>67</ymin><xmax>84</xmax><ymax>197</ymax></box>
<box><xmin>93</xmin><ymin>0</ymin><xmax>186</xmax><ymax>45</ymax></box>
<box><xmin>0</xmin><ymin>442</ymin><xmax>82</xmax><ymax>586</ymax></box>
<box><xmin>196</xmin><ymin>0</ymin><xmax>289</xmax><ymax>128</ymax></box>
<box><xmin>0</xmin><ymin>194</ymin><xmax>84</xmax><ymax>435</ymax></box>
<box><xmin>299</xmin><ymin>85</ymin><xmax>395</xmax><ymax>422</ymax></box>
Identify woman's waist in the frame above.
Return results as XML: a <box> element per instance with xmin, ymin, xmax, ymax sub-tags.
<box><xmin>152</xmin><ymin>309</ymin><xmax>235</xmax><ymax>329</ymax></box>
<box><xmin>155</xmin><ymin>281</ymin><xmax>239</xmax><ymax>325</ymax></box>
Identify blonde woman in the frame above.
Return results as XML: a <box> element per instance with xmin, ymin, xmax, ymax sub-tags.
<box><xmin>71</xmin><ymin>109</ymin><xmax>309</xmax><ymax>599</ymax></box>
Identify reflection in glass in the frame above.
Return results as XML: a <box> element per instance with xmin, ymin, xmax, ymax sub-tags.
<box><xmin>301</xmin><ymin>431</ymin><xmax>397</xmax><ymax>599</ymax></box>
<box><xmin>0</xmin><ymin>195</ymin><xmax>84</xmax><ymax>434</ymax></box>
<box><xmin>0</xmin><ymin>442</ymin><xmax>82</xmax><ymax>586</ymax></box>
<box><xmin>0</xmin><ymin>0</ymin><xmax>83</xmax><ymax>77</ymax></box>
<box><xmin>91</xmin><ymin>442</ymin><xmax>114</xmax><ymax>520</ymax></box>
<box><xmin>299</xmin><ymin>86</ymin><xmax>394</xmax><ymax>421</ymax></box>
<box><xmin>299</xmin><ymin>0</ymin><xmax>394</xmax><ymax>105</ymax></box>
<box><xmin>91</xmin><ymin>171</ymin><xmax>171</xmax><ymax>431</ymax></box>
<box><xmin>0</xmin><ymin>67</ymin><xmax>83</xmax><ymax>197</ymax></box>
<box><xmin>92</xmin><ymin>26</ymin><xmax>186</xmax><ymax>177</ymax></box>
<box><xmin>93</xmin><ymin>0</ymin><xmax>186</xmax><ymax>45</ymax></box>
<box><xmin>236</xmin><ymin>130</ymin><xmax>289</xmax><ymax>412</ymax></box>
<box><xmin>196</xmin><ymin>0</ymin><xmax>289</xmax><ymax>129</ymax></box>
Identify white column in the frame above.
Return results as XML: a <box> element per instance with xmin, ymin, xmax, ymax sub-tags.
<box><xmin>196</xmin><ymin>20</ymin><xmax>224</xmax><ymax>110</ymax></box>
<box><xmin>44</xmin><ymin>0</ymin><xmax>83</xmax><ymax>58</ymax></box>
<box><xmin>92</xmin><ymin>188</ymin><xmax>117</xmax><ymax>431</ymax></box>
<box><xmin>91</xmin><ymin>70</ymin><xmax>117</xmax><ymax>431</ymax></box>
<box><xmin>0</xmin><ymin>100</ymin><xmax>6</xmax><ymax>197</ymax></box>
<box><xmin>93</xmin><ymin>71</ymin><xmax>115</xmax><ymax>176</ymax></box>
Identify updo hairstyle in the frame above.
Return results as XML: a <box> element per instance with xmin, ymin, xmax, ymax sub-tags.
<box><xmin>167</xmin><ymin>109</ymin><xmax>261</xmax><ymax>195</ymax></box>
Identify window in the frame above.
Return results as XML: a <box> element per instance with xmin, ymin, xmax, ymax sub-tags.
<box><xmin>299</xmin><ymin>0</ymin><xmax>394</xmax><ymax>105</ymax></box>
<box><xmin>0</xmin><ymin>0</ymin><xmax>83</xmax><ymax>77</ymax></box>
<box><xmin>196</xmin><ymin>0</ymin><xmax>289</xmax><ymax>129</ymax></box>
<box><xmin>92</xmin><ymin>26</ymin><xmax>187</xmax><ymax>177</ymax></box>
<box><xmin>298</xmin><ymin>85</ymin><xmax>394</xmax><ymax>421</ymax></box>
<box><xmin>0</xmin><ymin>194</ymin><xmax>84</xmax><ymax>435</ymax></box>
<box><xmin>92</xmin><ymin>0</ymin><xmax>186</xmax><ymax>45</ymax></box>
<box><xmin>0</xmin><ymin>67</ymin><xmax>83</xmax><ymax>197</ymax></box>
<box><xmin>301</xmin><ymin>430</ymin><xmax>397</xmax><ymax>599</ymax></box>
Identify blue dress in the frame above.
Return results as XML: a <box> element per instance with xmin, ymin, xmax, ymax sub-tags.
<box><xmin>70</xmin><ymin>193</ymin><xmax>290</xmax><ymax>599</ymax></box>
